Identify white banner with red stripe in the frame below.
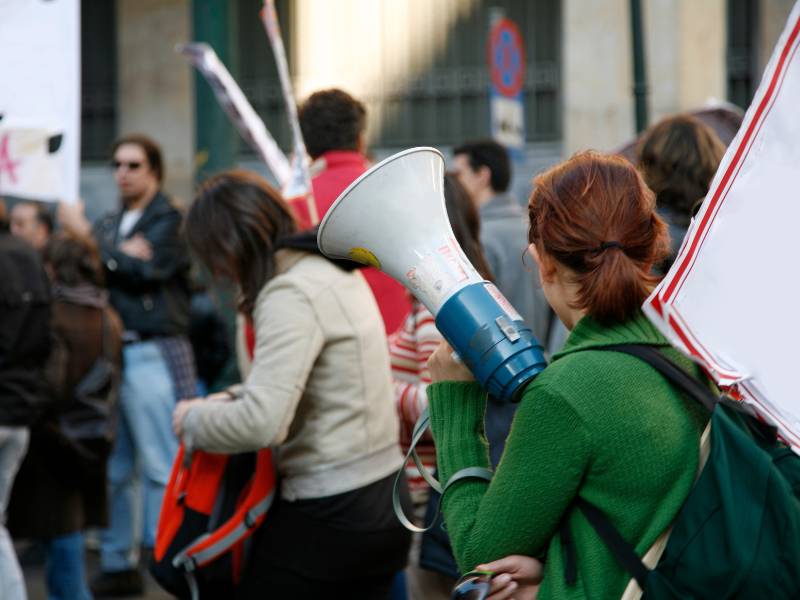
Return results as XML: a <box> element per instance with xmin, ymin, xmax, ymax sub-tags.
<box><xmin>644</xmin><ymin>1</ymin><xmax>800</xmax><ymax>451</ymax></box>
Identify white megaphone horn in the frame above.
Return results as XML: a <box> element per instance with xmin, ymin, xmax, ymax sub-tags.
<box><xmin>318</xmin><ymin>147</ymin><xmax>546</xmax><ymax>401</ymax></box>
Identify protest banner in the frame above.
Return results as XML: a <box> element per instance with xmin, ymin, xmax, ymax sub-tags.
<box><xmin>177</xmin><ymin>42</ymin><xmax>291</xmax><ymax>187</ymax></box>
<box><xmin>261</xmin><ymin>0</ymin><xmax>317</xmax><ymax>225</ymax></box>
<box><xmin>644</xmin><ymin>1</ymin><xmax>800</xmax><ymax>452</ymax></box>
<box><xmin>0</xmin><ymin>0</ymin><xmax>80</xmax><ymax>202</ymax></box>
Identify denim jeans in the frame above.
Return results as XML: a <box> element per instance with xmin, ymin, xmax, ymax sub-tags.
<box><xmin>0</xmin><ymin>426</ymin><xmax>29</xmax><ymax>600</ymax></box>
<box><xmin>44</xmin><ymin>532</ymin><xmax>91</xmax><ymax>600</ymax></box>
<box><xmin>101</xmin><ymin>341</ymin><xmax>178</xmax><ymax>572</ymax></box>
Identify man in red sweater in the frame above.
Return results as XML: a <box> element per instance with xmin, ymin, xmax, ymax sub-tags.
<box><xmin>294</xmin><ymin>88</ymin><xmax>410</xmax><ymax>334</ymax></box>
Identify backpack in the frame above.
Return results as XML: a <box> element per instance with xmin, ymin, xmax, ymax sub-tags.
<box><xmin>59</xmin><ymin>311</ymin><xmax>119</xmax><ymax>470</ymax></box>
<box><xmin>150</xmin><ymin>443</ymin><xmax>276</xmax><ymax>600</ymax></box>
<box><xmin>563</xmin><ymin>344</ymin><xmax>800</xmax><ymax>599</ymax></box>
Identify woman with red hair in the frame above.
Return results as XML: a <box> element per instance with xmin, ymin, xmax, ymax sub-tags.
<box><xmin>427</xmin><ymin>152</ymin><xmax>708</xmax><ymax>599</ymax></box>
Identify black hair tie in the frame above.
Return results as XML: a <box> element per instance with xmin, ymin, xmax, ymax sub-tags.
<box><xmin>598</xmin><ymin>241</ymin><xmax>624</xmax><ymax>251</ymax></box>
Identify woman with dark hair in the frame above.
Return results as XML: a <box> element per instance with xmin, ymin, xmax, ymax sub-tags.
<box><xmin>8</xmin><ymin>231</ymin><xmax>123</xmax><ymax>600</ymax></box>
<box><xmin>391</xmin><ymin>174</ymin><xmax>492</xmax><ymax>598</ymax></box>
<box><xmin>172</xmin><ymin>170</ymin><xmax>410</xmax><ymax>598</ymax></box>
<box><xmin>637</xmin><ymin>114</ymin><xmax>726</xmax><ymax>272</ymax></box>
<box><xmin>426</xmin><ymin>152</ymin><xmax>708</xmax><ymax>599</ymax></box>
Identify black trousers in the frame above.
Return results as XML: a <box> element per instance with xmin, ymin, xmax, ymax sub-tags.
<box><xmin>235</xmin><ymin>473</ymin><xmax>412</xmax><ymax>599</ymax></box>
<box><xmin>236</xmin><ymin>564</ymin><xmax>394</xmax><ymax>599</ymax></box>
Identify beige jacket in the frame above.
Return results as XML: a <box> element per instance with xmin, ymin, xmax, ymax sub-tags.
<box><xmin>182</xmin><ymin>249</ymin><xmax>402</xmax><ymax>500</ymax></box>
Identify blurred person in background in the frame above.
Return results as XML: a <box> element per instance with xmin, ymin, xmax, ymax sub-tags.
<box><xmin>9</xmin><ymin>231</ymin><xmax>123</xmax><ymax>600</ymax></box>
<box><xmin>296</xmin><ymin>88</ymin><xmax>411</xmax><ymax>334</ymax></box>
<box><xmin>173</xmin><ymin>171</ymin><xmax>411</xmax><ymax>598</ymax></box>
<box><xmin>59</xmin><ymin>134</ymin><xmax>195</xmax><ymax>596</ymax></box>
<box><xmin>426</xmin><ymin>152</ymin><xmax>707</xmax><ymax>599</ymax></box>
<box><xmin>390</xmin><ymin>173</ymin><xmax>494</xmax><ymax>599</ymax></box>
<box><xmin>0</xmin><ymin>199</ymin><xmax>51</xmax><ymax>600</ymax></box>
<box><xmin>637</xmin><ymin>114</ymin><xmax>726</xmax><ymax>273</ymax></box>
<box><xmin>10</xmin><ymin>201</ymin><xmax>53</xmax><ymax>251</ymax></box>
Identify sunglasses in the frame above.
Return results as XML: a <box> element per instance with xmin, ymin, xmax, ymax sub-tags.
<box><xmin>451</xmin><ymin>570</ymin><xmax>493</xmax><ymax>600</ymax></box>
<box><xmin>111</xmin><ymin>160</ymin><xmax>143</xmax><ymax>171</ymax></box>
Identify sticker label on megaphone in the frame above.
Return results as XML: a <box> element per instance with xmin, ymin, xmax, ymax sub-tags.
<box><xmin>485</xmin><ymin>282</ymin><xmax>523</xmax><ymax>322</ymax></box>
<box><xmin>405</xmin><ymin>238</ymin><xmax>483</xmax><ymax>313</ymax></box>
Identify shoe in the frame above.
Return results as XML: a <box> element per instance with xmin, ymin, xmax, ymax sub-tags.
<box><xmin>90</xmin><ymin>569</ymin><xmax>144</xmax><ymax>597</ymax></box>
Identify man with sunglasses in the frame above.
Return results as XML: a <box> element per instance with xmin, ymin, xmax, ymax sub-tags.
<box><xmin>60</xmin><ymin>134</ymin><xmax>195</xmax><ymax>597</ymax></box>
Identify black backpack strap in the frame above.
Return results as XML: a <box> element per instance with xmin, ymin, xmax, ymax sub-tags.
<box><xmin>560</xmin><ymin>497</ymin><xmax>651</xmax><ymax>589</ymax></box>
<box><xmin>602</xmin><ymin>344</ymin><xmax>718</xmax><ymax>413</ymax></box>
<box><xmin>560</xmin><ymin>516</ymin><xmax>578</xmax><ymax>585</ymax></box>
<box><xmin>575</xmin><ymin>498</ymin><xmax>650</xmax><ymax>588</ymax></box>
<box><xmin>561</xmin><ymin>343</ymin><xmax>716</xmax><ymax>589</ymax></box>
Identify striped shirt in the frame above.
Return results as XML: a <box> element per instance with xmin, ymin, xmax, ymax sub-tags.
<box><xmin>388</xmin><ymin>299</ymin><xmax>441</xmax><ymax>505</ymax></box>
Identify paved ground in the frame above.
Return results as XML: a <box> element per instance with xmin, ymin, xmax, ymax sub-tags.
<box><xmin>20</xmin><ymin>541</ymin><xmax>172</xmax><ymax>600</ymax></box>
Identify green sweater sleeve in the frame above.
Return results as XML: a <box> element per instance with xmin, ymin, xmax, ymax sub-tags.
<box><xmin>428</xmin><ymin>379</ymin><xmax>591</xmax><ymax>574</ymax></box>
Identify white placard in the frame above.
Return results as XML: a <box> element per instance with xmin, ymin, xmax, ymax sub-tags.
<box><xmin>0</xmin><ymin>0</ymin><xmax>80</xmax><ymax>202</ymax></box>
<box><xmin>644</xmin><ymin>1</ymin><xmax>800</xmax><ymax>451</ymax></box>
<box><xmin>491</xmin><ymin>95</ymin><xmax>525</xmax><ymax>150</ymax></box>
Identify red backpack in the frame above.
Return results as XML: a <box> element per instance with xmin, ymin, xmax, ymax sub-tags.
<box><xmin>151</xmin><ymin>320</ymin><xmax>276</xmax><ymax>599</ymax></box>
<box><xmin>150</xmin><ymin>445</ymin><xmax>276</xmax><ymax>599</ymax></box>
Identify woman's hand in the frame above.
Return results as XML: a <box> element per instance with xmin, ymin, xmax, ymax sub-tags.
<box><xmin>172</xmin><ymin>398</ymin><xmax>205</xmax><ymax>437</ymax></box>
<box><xmin>478</xmin><ymin>555</ymin><xmax>543</xmax><ymax>600</ymax></box>
<box><xmin>427</xmin><ymin>341</ymin><xmax>475</xmax><ymax>383</ymax></box>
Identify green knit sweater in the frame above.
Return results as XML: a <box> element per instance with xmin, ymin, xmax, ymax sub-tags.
<box><xmin>427</xmin><ymin>312</ymin><xmax>708</xmax><ymax>599</ymax></box>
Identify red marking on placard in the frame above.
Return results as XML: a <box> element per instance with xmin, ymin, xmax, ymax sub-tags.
<box><xmin>0</xmin><ymin>134</ymin><xmax>21</xmax><ymax>185</ymax></box>
<box><xmin>648</xmin><ymin>293</ymin><xmax>663</xmax><ymax>318</ymax></box>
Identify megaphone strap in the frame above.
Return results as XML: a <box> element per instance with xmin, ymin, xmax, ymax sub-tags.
<box><xmin>409</xmin><ymin>409</ymin><xmax>443</xmax><ymax>493</ymax></box>
<box><xmin>393</xmin><ymin>409</ymin><xmax>493</xmax><ymax>533</ymax></box>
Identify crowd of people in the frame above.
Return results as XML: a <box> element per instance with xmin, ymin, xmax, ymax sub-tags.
<box><xmin>0</xmin><ymin>86</ymin><xmax>729</xmax><ymax>599</ymax></box>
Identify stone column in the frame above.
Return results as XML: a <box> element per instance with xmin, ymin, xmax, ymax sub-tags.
<box><xmin>117</xmin><ymin>0</ymin><xmax>194</xmax><ymax>205</ymax></box>
<box><xmin>562</xmin><ymin>0</ymin><xmax>635</xmax><ymax>154</ymax></box>
<box><xmin>759</xmin><ymin>0</ymin><xmax>796</xmax><ymax>73</ymax></box>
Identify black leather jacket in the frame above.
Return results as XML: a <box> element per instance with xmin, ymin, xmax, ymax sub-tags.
<box><xmin>93</xmin><ymin>192</ymin><xmax>191</xmax><ymax>337</ymax></box>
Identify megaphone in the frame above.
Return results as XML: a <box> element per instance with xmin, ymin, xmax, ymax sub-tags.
<box><xmin>318</xmin><ymin>147</ymin><xmax>547</xmax><ymax>401</ymax></box>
